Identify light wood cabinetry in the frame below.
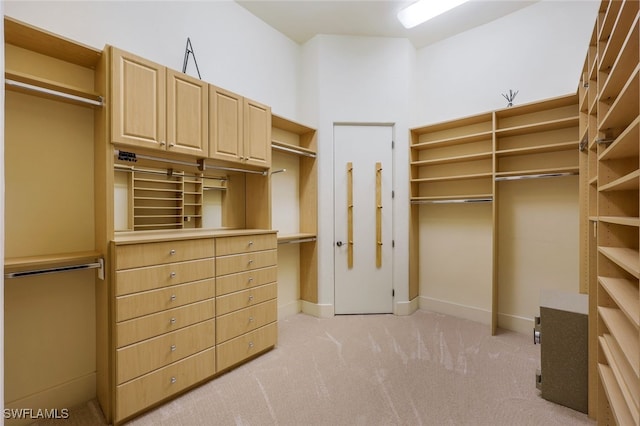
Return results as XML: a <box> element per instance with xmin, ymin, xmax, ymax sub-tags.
<box><xmin>270</xmin><ymin>114</ymin><xmax>318</xmax><ymax>303</ymax></box>
<box><xmin>410</xmin><ymin>93</ymin><xmax>579</xmax><ymax>334</ymax></box>
<box><xmin>215</xmin><ymin>233</ymin><xmax>278</xmax><ymax>371</ymax></box>
<box><xmin>580</xmin><ymin>1</ymin><xmax>640</xmax><ymax>423</ymax></box>
<box><xmin>111</xmin><ymin>236</ymin><xmax>216</xmax><ymax>422</ymax></box>
<box><xmin>109</xmin><ymin>230</ymin><xmax>277</xmax><ymax>423</ymax></box>
<box><xmin>111</xmin><ymin>47</ymin><xmax>208</xmax><ymax>157</ymax></box>
<box><xmin>209</xmin><ymin>86</ymin><xmax>272</xmax><ymax>168</ymax></box>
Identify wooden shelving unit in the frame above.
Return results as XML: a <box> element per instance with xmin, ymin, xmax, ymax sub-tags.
<box><xmin>270</xmin><ymin>114</ymin><xmax>318</xmax><ymax>303</ymax></box>
<box><xmin>583</xmin><ymin>0</ymin><xmax>640</xmax><ymax>423</ymax></box>
<box><xmin>410</xmin><ymin>93</ymin><xmax>579</xmax><ymax>334</ymax></box>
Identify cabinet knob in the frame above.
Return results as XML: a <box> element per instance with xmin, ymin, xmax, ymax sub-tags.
<box><xmin>248</xmin><ymin>259</ymin><xmax>254</xmax><ymax>265</ymax></box>
<box><xmin>170</xmin><ymin>344</ymin><xmax>177</xmax><ymax>352</ymax></box>
<box><xmin>170</xmin><ymin>272</ymin><xmax>176</xmax><ymax>278</ymax></box>
<box><xmin>170</xmin><ymin>294</ymin><xmax>177</xmax><ymax>301</ymax></box>
<box><xmin>169</xmin><ymin>143</ymin><xmax>176</xmax><ymax>148</ymax></box>
<box><xmin>248</xmin><ymin>295</ymin><xmax>254</xmax><ymax>302</ymax></box>
<box><xmin>170</xmin><ymin>377</ymin><xmax>177</xmax><ymax>384</ymax></box>
<box><xmin>169</xmin><ymin>249</ymin><xmax>176</xmax><ymax>255</ymax></box>
<box><xmin>249</xmin><ymin>316</ymin><xmax>254</xmax><ymax>323</ymax></box>
<box><xmin>248</xmin><ymin>341</ymin><xmax>254</xmax><ymax>349</ymax></box>
<box><xmin>248</xmin><ymin>241</ymin><xmax>254</xmax><ymax>246</ymax></box>
<box><xmin>170</xmin><ymin>317</ymin><xmax>177</xmax><ymax>324</ymax></box>
<box><xmin>160</xmin><ymin>141</ymin><xmax>166</xmax><ymax>146</ymax></box>
<box><xmin>248</xmin><ymin>277</ymin><xmax>254</xmax><ymax>283</ymax></box>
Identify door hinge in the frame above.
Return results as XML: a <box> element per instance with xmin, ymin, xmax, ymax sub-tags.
<box><xmin>392</xmin><ymin>289</ymin><xmax>395</xmax><ymax>297</ymax></box>
<box><xmin>392</xmin><ymin>240</ymin><xmax>395</xmax><ymax>248</ymax></box>
<box><xmin>392</xmin><ymin>140</ymin><xmax>395</xmax><ymax>149</ymax></box>
<box><xmin>392</xmin><ymin>190</ymin><xmax>395</xmax><ymax>199</ymax></box>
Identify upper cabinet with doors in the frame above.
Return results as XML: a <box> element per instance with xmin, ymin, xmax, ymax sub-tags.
<box><xmin>111</xmin><ymin>47</ymin><xmax>208</xmax><ymax>157</ymax></box>
<box><xmin>209</xmin><ymin>85</ymin><xmax>272</xmax><ymax>168</ymax></box>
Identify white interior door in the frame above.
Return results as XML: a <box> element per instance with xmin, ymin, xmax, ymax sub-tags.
<box><xmin>334</xmin><ymin>124</ymin><xmax>393</xmax><ymax>314</ymax></box>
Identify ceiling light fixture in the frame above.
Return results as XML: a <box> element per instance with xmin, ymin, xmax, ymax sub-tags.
<box><xmin>397</xmin><ymin>0</ymin><xmax>471</xmax><ymax>29</ymax></box>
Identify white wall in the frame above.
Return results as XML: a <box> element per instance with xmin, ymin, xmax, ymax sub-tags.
<box><xmin>300</xmin><ymin>35</ymin><xmax>416</xmax><ymax>315</ymax></box>
<box><xmin>414</xmin><ymin>0</ymin><xmax>600</xmax><ymax>125</ymax></box>
<box><xmin>4</xmin><ymin>0</ymin><xmax>301</xmax><ymax>117</ymax></box>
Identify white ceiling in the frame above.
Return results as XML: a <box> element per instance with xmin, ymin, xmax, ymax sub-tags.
<box><xmin>235</xmin><ymin>0</ymin><xmax>538</xmax><ymax>49</ymax></box>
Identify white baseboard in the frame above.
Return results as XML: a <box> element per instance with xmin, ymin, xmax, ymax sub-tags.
<box><xmin>394</xmin><ymin>297</ymin><xmax>419</xmax><ymax>316</ymax></box>
<box><xmin>497</xmin><ymin>312</ymin><xmax>534</xmax><ymax>334</ymax></box>
<box><xmin>278</xmin><ymin>300</ymin><xmax>302</xmax><ymax>320</ymax></box>
<box><xmin>419</xmin><ymin>296</ymin><xmax>492</xmax><ymax>326</ymax></box>
<box><xmin>5</xmin><ymin>372</ymin><xmax>96</xmax><ymax>426</ymax></box>
<box><xmin>301</xmin><ymin>301</ymin><xmax>334</xmax><ymax>318</ymax></box>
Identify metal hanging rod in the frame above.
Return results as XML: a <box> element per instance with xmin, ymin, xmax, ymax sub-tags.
<box><xmin>412</xmin><ymin>198</ymin><xmax>493</xmax><ymax>205</ymax></box>
<box><xmin>114</xmin><ymin>164</ymin><xmax>227</xmax><ymax>181</ymax></box>
<box><xmin>5</xmin><ymin>259</ymin><xmax>104</xmax><ymax>279</ymax></box>
<box><xmin>272</xmin><ymin>144</ymin><xmax>317</xmax><ymax>158</ymax></box>
<box><xmin>6</xmin><ymin>79</ymin><xmax>104</xmax><ymax>107</ymax></box>
<box><xmin>114</xmin><ymin>150</ymin><xmax>268</xmax><ymax>176</ymax></box>
<box><xmin>271</xmin><ymin>169</ymin><xmax>286</xmax><ymax>175</ymax></box>
<box><xmin>495</xmin><ymin>172</ymin><xmax>578</xmax><ymax>182</ymax></box>
<box><xmin>278</xmin><ymin>237</ymin><xmax>317</xmax><ymax>245</ymax></box>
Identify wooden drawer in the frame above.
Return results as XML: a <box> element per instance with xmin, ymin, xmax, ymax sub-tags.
<box><xmin>115</xmin><ymin>258</ymin><xmax>215</xmax><ymax>296</ymax></box>
<box><xmin>216</xmin><ymin>266</ymin><xmax>277</xmax><ymax>297</ymax></box>
<box><xmin>116</xmin><ymin>278</ymin><xmax>215</xmax><ymax>322</ymax></box>
<box><xmin>215</xmin><ymin>234</ymin><xmax>276</xmax><ymax>256</ymax></box>
<box><xmin>216</xmin><ymin>282</ymin><xmax>277</xmax><ymax>316</ymax></box>
<box><xmin>216</xmin><ymin>299</ymin><xmax>277</xmax><ymax>344</ymax></box>
<box><xmin>117</xmin><ymin>319</ymin><xmax>215</xmax><ymax>384</ymax></box>
<box><xmin>216</xmin><ymin>250</ymin><xmax>277</xmax><ymax>277</ymax></box>
<box><xmin>216</xmin><ymin>322</ymin><xmax>277</xmax><ymax>372</ymax></box>
<box><xmin>117</xmin><ymin>299</ymin><xmax>215</xmax><ymax>348</ymax></box>
<box><xmin>115</xmin><ymin>238</ymin><xmax>215</xmax><ymax>269</ymax></box>
<box><xmin>116</xmin><ymin>347</ymin><xmax>216</xmax><ymax>422</ymax></box>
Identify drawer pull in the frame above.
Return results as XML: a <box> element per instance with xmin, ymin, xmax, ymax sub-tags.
<box><xmin>248</xmin><ymin>277</ymin><xmax>254</xmax><ymax>283</ymax></box>
<box><xmin>248</xmin><ymin>241</ymin><xmax>254</xmax><ymax>246</ymax></box>
<box><xmin>170</xmin><ymin>317</ymin><xmax>177</xmax><ymax>325</ymax></box>
<box><xmin>248</xmin><ymin>295</ymin><xmax>254</xmax><ymax>302</ymax></box>
<box><xmin>170</xmin><ymin>377</ymin><xmax>177</xmax><ymax>384</ymax></box>
<box><xmin>169</xmin><ymin>249</ymin><xmax>176</xmax><ymax>255</ymax></box>
<box><xmin>248</xmin><ymin>341</ymin><xmax>254</xmax><ymax>349</ymax></box>
<box><xmin>249</xmin><ymin>316</ymin><xmax>254</xmax><ymax>323</ymax></box>
<box><xmin>170</xmin><ymin>294</ymin><xmax>177</xmax><ymax>301</ymax></box>
<box><xmin>170</xmin><ymin>272</ymin><xmax>176</xmax><ymax>278</ymax></box>
<box><xmin>170</xmin><ymin>344</ymin><xmax>176</xmax><ymax>352</ymax></box>
<box><xmin>248</xmin><ymin>259</ymin><xmax>254</xmax><ymax>265</ymax></box>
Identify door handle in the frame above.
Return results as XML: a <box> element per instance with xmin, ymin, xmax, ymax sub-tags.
<box><xmin>336</xmin><ymin>241</ymin><xmax>343</xmax><ymax>247</ymax></box>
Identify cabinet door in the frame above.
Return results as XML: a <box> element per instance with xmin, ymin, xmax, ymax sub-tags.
<box><xmin>243</xmin><ymin>98</ymin><xmax>271</xmax><ymax>168</ymax></box>
<box><xmin>209</xmin><ymin>86</ymin><xmax>243</xmax><ymax>163</ymax></box>
<box><xmin>111</xmin><ymin>47</ymin><xmax>166</xmax><ymax>150</ymax></box>
<box><xmin>166</xmin><ymin>69</ymin><xmax>208</xmax><ymax>157</ymax></box>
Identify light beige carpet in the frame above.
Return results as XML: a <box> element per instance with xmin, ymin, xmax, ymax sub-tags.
<box><xmin>35</xmin><ymin>310</ymin><xmax>595</xmax><ymax>425</ymax></box>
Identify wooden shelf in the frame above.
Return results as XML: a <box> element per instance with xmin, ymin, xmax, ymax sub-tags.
<box><xmin>272</xmin><ymin>140</ymin><xmax>316</xmax><ymax>157</ymax></box>
<box><xmin>598</xmin><ymin>169</ymin><xmax>640</xmax><ymax>192</ymax></box>
<box><xmin>5</xmin><ymin>70</ymin><xmax>103</xmax><ymax>108</ymax></box>
<box><xmin>599</xmin><ymin>64</ymin><xmax>639</xmax><ymax>132</ymax></box>
<box><xmin>599</xmin><ymin>335</ymin><xmax>640</xmax><ymax>424</ymax></box>
<box><xmin>4</xmin><ymin>16</ymin><xmax>102</xmax><ymax>69</ymax></box>
<box><xmin>599</xmin><ymin>246</ymin><xmax>640</xmax><ymax>278</ymax></box>
<box><xmin>495</xmin><ymin>166</ymin><xmax>579</xmax><ymax>178</ymax></box>
<box><xmin>598</xmin><ymin>363</ymin><xmax>636</xmax><ymax>426</ymax></box>
<box><xmin>495</xmin><ymin>141</ymin><xmax>577</xmax><ymax>157</ymax></box>
<box><xmin>277</xmin><ymin>233</ymin><xmax>317</xmax><ymax>244</ymax></box>
<box><xmin>410</xmin><ymin>194</ymin><xmax>493</xmax><ymax>204</ymax></box>
<box><xmin>495</xmin><ymin>116</ymin><xmax>579</xmax><ymax>138</ymax></box>
<box><xmin>5</xmin><ymin>250</ymin><xmax>102</xmax><ymax>275</ymax></box>
<box><xmin>599</xmin><ymin>116</ymin><xmax>640</xmax><ymax>161</ymax></box>
<box><xmin>599</xmin><ymin>16</ymin><xmax>639</xmax><ymax>102</ymax></box>
<box><xmin>599</xmin><ymin>216</ymin><xmax>640</xmax><ymax>227</ymax></box>
<box><xmin>411</xmin><ymin>172</ymin><xmax>492</xmax><ymax>183</ymax></box>
<box><xmin>599</xmin><ymin>4</ymin><xmax>638</xmax><ymax>74</ymax></box>
<box><xmin>599</xmin><ymin>276</ymin><xmax>640</xmax><ymax>328</ymax></box>
<box><xmin>599</xmin><ymin>307</ymin><xmax>639</xmax><ymax>377</ymax></box>
<box><xmin>411</xmin><ymin>151</ymin><xmax>492</xmax><ymax>166</ymax></box>
<box><xmin>411</xmin><ymin>131</ymin><xmax>492</xmax><ymax>150</ymax></box>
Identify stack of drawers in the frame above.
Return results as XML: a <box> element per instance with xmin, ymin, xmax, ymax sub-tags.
<box><xmin>112</xmin><ymin>238</ymin><xmax>217</xmax><ymax>421</ymax></box>
<box><xmin>215</xmin><ymin>234</ymin><xmax>278</xmax><ymax>371</ymax></box>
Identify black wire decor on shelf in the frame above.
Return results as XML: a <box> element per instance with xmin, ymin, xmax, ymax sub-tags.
<box><xmin>182</xmin><ymin>37</ymin><xmax>202</xmax><ymax>80</ymax></box>
<box><xmin>502</xmin><ymin>89</ymin><xmax>519</xmax><ymax>107</ymax></box>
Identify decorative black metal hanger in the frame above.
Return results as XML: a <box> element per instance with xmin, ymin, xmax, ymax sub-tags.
<box><xmin>182</xmin><ymin>37</ymin><xmax>202</xmax><ymax>80</ymax></box>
